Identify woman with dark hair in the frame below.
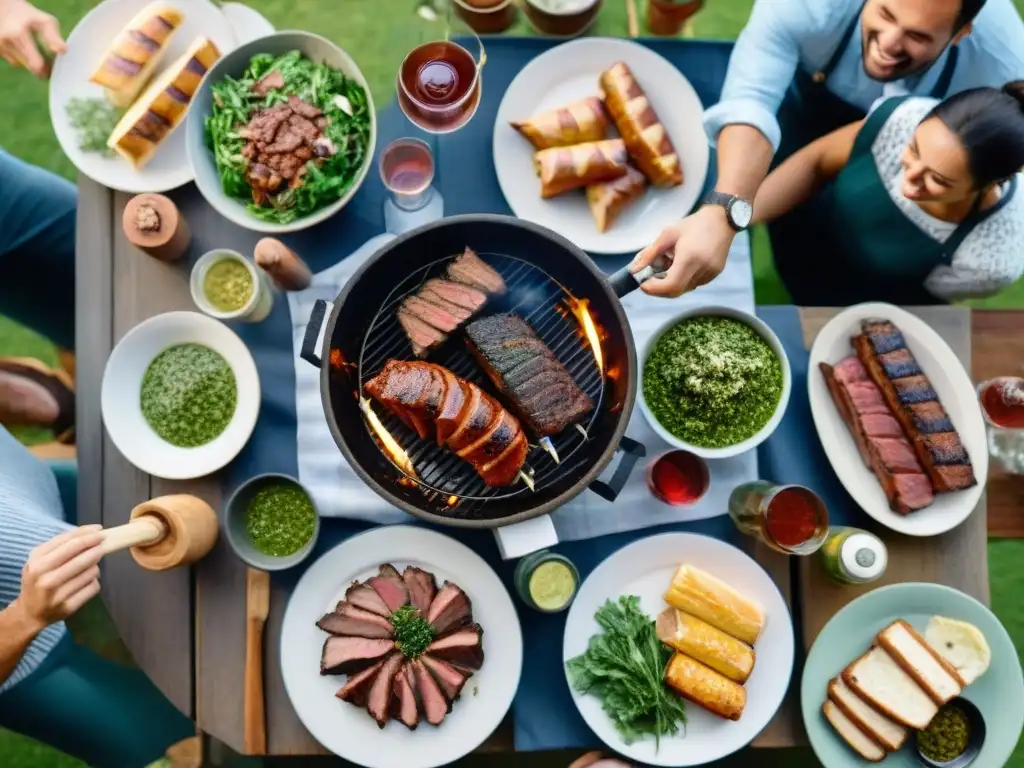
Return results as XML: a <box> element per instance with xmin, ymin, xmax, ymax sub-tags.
<box><xmin>753</xmin><ymin>82</ymin><xmax>1024</xmax><ymax>304</ymax></box>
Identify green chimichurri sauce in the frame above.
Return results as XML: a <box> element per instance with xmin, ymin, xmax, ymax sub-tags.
<box><xmin>643</xmin><ymin>316</ymin><xmax>783</xmax><ymax>448</ymax></box>
<box><xmin>244</xmin><ymin>483</ymin><xmax>317</xmax><ymax>557</ymax></box>
<box><xmin>140</xmin><ymin>343</ymin><xmax>237</xmax><ymax>448</ymax></box>
<box><xmin>389</xmin><ymin>604</ymin><xmax>434</xmax><ymax>658</ymax></box>
<box><xmin>917</xmin><ymin>703</ymin><xmax>970</xmax><ymax>763</ymax></box>
<box><xmin>203</xmin><ymin>257</ymin><xmax>254</xmax><ymax>312</ymax></box>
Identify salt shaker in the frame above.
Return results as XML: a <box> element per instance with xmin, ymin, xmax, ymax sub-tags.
<box><xmin>123</xmin><ymin>194</ymin><xmax>190</xmax><ymax>262</ymax></box>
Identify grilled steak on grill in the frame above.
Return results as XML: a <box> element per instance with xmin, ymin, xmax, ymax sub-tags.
<box><xmin>466</xmin><ymin>313</ymin><xmax>594</xmax><ymax>437</ymax></box>
<box><xmin>365</xmin><ymin>360</ymin><xmax>529</xmax><ymax>487</ymax></box>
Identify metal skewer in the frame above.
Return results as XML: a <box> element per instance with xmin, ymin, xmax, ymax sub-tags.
<box><xmin>539</xmin><ymin>436</ymin><xmax>561</xmax><ymax>464</ymax></box>
<box><xmin>575</xmin><ymin>424</ymin><xmax>589</xmax><ymax>440</ymax></box>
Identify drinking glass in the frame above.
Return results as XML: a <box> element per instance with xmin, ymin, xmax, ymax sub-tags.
<box><xmin>646</xmin><ymin>450</ymin><xmax>710</xmax><ymax>506</ymax></box>
<box><xmin>977</xmin><ymin>376</ymin><xmax>1024</xmax><ymax>474</ymax></box>
<box><xmin>379</xmin><ymin>138</ymin><xmax>444</xmax><ymax>234</ymax></box>
<box><xmin>728</xmin><ymin>481</ymin><xmax>829</xmax><ymax>555</ymax></box>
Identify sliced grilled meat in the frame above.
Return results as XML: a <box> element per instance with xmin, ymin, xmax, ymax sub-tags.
<box><xmin>366</xmin><ymin>652</ymin><xmax>404</xmax><ymax>728</ymax></box>
<box><xmin>447</xmin><ymin>247</ymin><xmax>506</xmax><ymax>294</ymax></box>
<box><xmin>367</xmin><ymin>571</ymin><xmax>410</xmax><ymax>614</ymax></box>
<box><xmin>412</xmin><ymin>659</ymin><xmax>449</xmax><ymax>725</ymax></box>
<box><xmin>422</xmin><ymin>278</ymin><xmax>487</xmax><ymax>312</ymax></box>
<box><xmin>402</xmin><ymin>295</ymin><xmax>464</xmax><ymax>333</ymax></box>
<box><xmin>466</xmin><ymin>313</ymin><xmax>594</xmax><ymax>437</ymax></box>
<box><xmin>391</xmin><ymin>661</ymin><xmax>419</xmax><ymax>729</ymax></box>
<box><xmin>427</xmin><ymin>582</ymin><xmax>472</xmax><ymax>636</ymax></box>
<box><xmin>320</xmin><ymin>637</ymin><xmax>394</xmax><ymax>675</ymax></box>
<box><xmin>335</xmin><ymin>658</ymin><xmax>385</xmax><ymax>706</ymax></box>
<box><xmin>402</xmin><ymin>566</ymin><xmax>437</xmax><ymax>616</ymax></box>
<box><xmin>421</xmin><ymin>654</ymin><xmax>470</xmax><ymax>701</ymax></box>
<box><xmin>426</xmin><ymin>624</ymin><xmax>484</xmax><ymax>670</ymax></box>
<box><xmin>398</xmin><ymin>308</ymin><xmax>447</xmax><ymax>358</ymax></box>
<box><xmin>317</xmin><ymin>603</ymin><xmax>394</xmax><ymax>639</ymax></box>
<box><xmin>379</xmin><ymin>563</ymin><xmax>402</xmax><ymax>579</ymax></box>
<box><xmin>343</xmin><ymin>582</ymin><xmax>391</xmax><ymax>618</ymax></box>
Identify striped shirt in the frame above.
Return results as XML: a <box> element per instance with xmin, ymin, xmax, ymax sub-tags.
<box><xmin>0</xmin><ymin>427</ymin><xmax>71</xmax><ymax>693</ymax></box>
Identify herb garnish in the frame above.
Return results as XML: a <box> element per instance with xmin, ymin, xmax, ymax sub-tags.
<box><xmin>66</xmin><ymin>97</ymin><xmax>123</xmax><ymax>156</ymax></box>
<box><xmin>566</xmin><ymin>596</ymin><xmax>686</xmax><ymax>746</ymax></box>
<box><xmin>390</xmin><ymin>605</ymin><xmax>434</xmax><ymax>658</ymax></box>
<box><xmin>245</xmin><ymin>483</ymin><xmax>317</xmax><ymax>557</ymax></box>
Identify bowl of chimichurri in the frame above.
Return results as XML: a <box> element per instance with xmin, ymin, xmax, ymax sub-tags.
<box><xmin>190</xmin><ymin>249</ymin><xmax>274</xmax><ymax>323</ymax></box>
<box><xmin>224</xmin><ymin>473</ymin><xmax>320</xmax><ymax>570</ymax></box>
<box><xmin>101</xmin><ymin>311</ymin><xmax>261</xmax><ymax>479</ymax></box>
<box><xmin>638</xmin><ymin>307</ymin><xmax>791</xmax><ymax>459</ymax></box>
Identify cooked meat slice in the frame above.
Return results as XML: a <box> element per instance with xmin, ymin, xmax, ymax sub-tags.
<box><xmin>344</xmin><ymin>582</ymin><xmax>391</xmax><ymax>618</ymax></box>
<box><xmin>455</xmin><ymin>410</ymin><xmax>518</xmax><ymax>466</ymax></box>
<box><xmin>845</xmin><ymin>381</ymin><xmax>891</xmax><ymax>415</ymax></box>
<box><xmin>412</xmin><ymin>659</ymin><xmax>449</xmax><ymax>725</ymax></box>
<box><xmin>367</xmin><ymin>573</ymin><xmax>410</xmax><ymax>614</ymax></box>
<box><xmin>832</xmin><ymin>356</ymin><xmax>870</xmax><ymax>384</ymax></box>
<box><xmin>391</xmin><ymin>661</ymin><xmax>419</xmax><ymax>729</ymax></box>
<box><xmin>435</xmin><ymin>371</ymin><xmax>468</xmax><ymax>445</ymax></box>
<box><xmin>402</xmin><ymin>295</ymin><xmax>463</xmax><ymax>333</ymax></box>
<box><xmin>892</xmin><ymin>375</ymin><xmax>937</xmax><ymax>405</ymax></box>
<box><xmin>922</xmin><ymin>432</ymin><xmax>969</xmax><ymax>465</ymax></box>
<box><xmin>335</xmin><ymin>659</ymin><xmax>385</xmax><ymax>706</ymax></box>
<box><xmin>379</xmin><ymin>563</ymin><xmax>402</xmax><ymax>579</ymax></box>
<box><xmin>402</xmin><ymin>566</ymin><xmax>438</xmax><ymax>616</ymax></box>
<box><xmin>422</xmin><ymin>279</ymin><xmax>488</xmax><ymax>312</ymax></box>
<box><xmin>908</xmin><ymin>402</ymin><xmax>954</xmax><ymax>434</ymax></box>
<box><xmin>480</xmin><ymin>432</ymin><xmax>530</xmax><ymax>488</ymax></box>
<box><xmin>251</xmin><ymin>70</ymin><xmax>284</xmax><ymax>96</ymax></box>
<box><xmin>934</xmin><ymin>464</ymin><xmax>976</xmax><ymax>490</ymax></box>
<box><xmin>398</xmin><ymin>308</ymin><xmax>447</xmax><ymax>358</ymax></box>
<box><xmin>366</xmin><ymin>652</ymin><xmax>404</xmax><ymax>728</ymax></box>
<box><xmin>320</xmin><ymin>637</ymin><xmax>395</xmax><ymax>675</ymax></box>
<box><xmin>446</xmin><ymin>247</ymin><xmax>506</xmax><ymax>294</ymax></box>
<box><xmin>288</xmin><ymin>94</ymin><xmax>322</xmax><ymax>119</ymax></box>
<box><xmin>421</xmin><ymin>654</ymin><xmax>470</xmax><ymax>701</ymax></box>
<box><xmin>446</xmin><ymin>386</ymin><xmax>498</xmax><ymax>453</ymax></box>
<box><xmin>878</xmin><ymin>348</ymin><xmax>923</xmax><ymax>380</ymax></box>
<box><xmin>869</xmin><ymin>437</ymin><xmax>922</xmax><ymax>473</ymax></box>
<box><xmin>419</xmin><ymin>290</ymin><xmax>476</xmax><ymax>323</ymax></box>
<box><xmin>426</xmin><ymin>624</ymin><xmax>484</xmax><ymax>669</ymax></box>
<box><xmin>427</xmin><ymin>583</ymin><xmax>472</xmax><ymax>636</ymax></box>
<box><xmin>316</xmin><ymin>604</ymin><xmax>393</xmax><ymax>639</ymax></box>
<box><xmin>861</xmin><ymin>412</ymin><xmax>903</xmax><ymax>438</ymax></box>
<box><xmin>367</xmin><ymin>362</ymin><xmax>436</xmax><ymax>440</ymax></box>
<box><xmin>892</xmin><ymin>474</ymin><xmax>936</xmax><ymax>513</ymax></box>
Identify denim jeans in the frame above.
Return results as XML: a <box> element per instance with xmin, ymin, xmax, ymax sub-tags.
<box><xmin>0</xmin><ymin>151</ymin><xmax>76</xmax><ymax>350</ymax></box>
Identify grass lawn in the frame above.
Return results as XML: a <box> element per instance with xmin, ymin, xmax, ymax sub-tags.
<box><xmin>0</xmin><ymin>1</ymin><xmax>1022</xmax><ymax>766</ymax></box>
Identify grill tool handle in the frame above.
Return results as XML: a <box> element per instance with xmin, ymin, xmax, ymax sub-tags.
<box><xmin>588</xmin><ymin>436</ymin><xmax>646</xmax><ymax>502</ymax></box>
<box><xmin>300</xmin><ymin>299</ymin><xmax>331</xmax><ymax>368</ymax></box>
<box><xmin>607</xmin><ymin>255</ymin><xmax>671</xmax><ymax>299</ymax></box>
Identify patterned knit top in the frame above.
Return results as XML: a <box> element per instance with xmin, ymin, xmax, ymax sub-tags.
<box><xmin>0</xmin><ymin>427</ymin><xmax>71</xmax><ymax>693</ymax></box>
<box><xmin>869</xmin><ymin>97</ymin><xmax>1024</xmax><ymax>301</ymax></box>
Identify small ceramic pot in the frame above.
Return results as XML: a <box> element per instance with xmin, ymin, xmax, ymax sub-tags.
<box><xmin>453</xmin><ymin>0</ymin><xmax>516</xmax><ymax>33</ymax></box>
<box><xmin>647</xmin><ymin>0</ymin><xmax>703</xmax><ymax>36</ymax></box>
<box><xmin>522</xmin><ymin>0</ymin><xmax>602</xmax><ymax>37</ymax></box>
<box><xmin>223</xmin><ymin>473</ymin><xmax>320</xmax><ymax>571</ymax></box>
<box><xmin>190</xmin><ymin>249</ymin><xmax>274</xmax><ymax>323</ymax></box>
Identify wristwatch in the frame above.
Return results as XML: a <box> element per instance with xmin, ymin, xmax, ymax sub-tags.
<box><xmin>704</xmin><ymin>191</ymin><xmax>753</xmax><ymax>232</ymax></box>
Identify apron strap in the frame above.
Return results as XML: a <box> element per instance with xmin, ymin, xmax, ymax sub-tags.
<box><xmin>941</xmin><ymin>176</ymin><xmax>1019</xmax><ymax>259</ymax></box>
<box><xmin>848</xmin><ymin>95</ymin><xmax>910</xmax><ymax>157</ymax></box>
<box><xmin>929</xmin><ymin>45</ymin><xmax>960</xmax><ymax>99</ymax></box>
<box><xmin>814</xmin><ymin>4</ymin><xmax>864</xmax><ymax>83</ymax></box>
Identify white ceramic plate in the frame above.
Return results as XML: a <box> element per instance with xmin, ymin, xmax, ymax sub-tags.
<box><xmin>101</xmin><ymin>311</ymin><xmax>260</xmax><ymax>479</ymax></box>
<box><xmin>493</xmin><ymin>38</ymin><xmax>709</xmax><ymax>254</ymax></box>
<box><xmin>50</xmin><ymin>0</ymin><xmax>236</xmax><ymax>193</ymax></box>
<box><xmin>563</xmin><ymin>533</ymin><xmax>794</xmax><ymax>766</ymax></box>
<box><xmin>807</xmin><ymin>302</ymin><xmax>988</xmax><ymax>536</ymax></box>
<box><xmin>280</xmin><ymin>526</ymin><xmax>523</xmax><ymax>768</ymax></box>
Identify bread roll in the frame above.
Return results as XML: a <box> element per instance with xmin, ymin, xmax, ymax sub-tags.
<box><xmin>663</xmin><ymin>564</ymin><xmax>765</xmax><ymax>646</ymax></box>
<box><xmin>533</xmin><ymin>139</ymin><xmax>628</xmax><ymax>198</ymax></box>
<box><xmin>656</xmin><ymin>608</ymin><xmax>755</xmax><ymax>683</ymax></box>
<box><xmin>664</xmin><ymin>652</ymin><xmax>746</xmax><ymax>721</ymax></box>
<box><xmin>108</xmin><ymin>37</ymin><xmax>221</xmax><ymax>169</ymax></box>
<box><xmin>511</xmin><ymin>97</ymin><xmax>608</xmax><ymax>150</ymax></box>
<box><xmin>586</xmin><ymin>165</ymin><xmax>646</xmax><ymax>232</ymax></box>
<box><xmin>89</xmin><ymin>3</ymin><xmax>185</xmax><ymax>108</ymax></box>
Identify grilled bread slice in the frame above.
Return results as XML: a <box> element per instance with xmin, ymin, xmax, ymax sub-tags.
<box><xmin>823</xmin><ymin>700</ymin><xmax>886</xmax><ymax>762</ymax></box>
<box><xmin>89</xmin><ymin>2</ymin><xmax>185</xmax><ymax>107</ymax></box>
<box><xmin>877</xmin><ymin>620</ymin><xmax>964</xmax><ymax>705</ymax></box>
<box><xmin>664</xmin><ymin>652</ymin><xmax>746</xmax><ymax>721</ymax></box>
<box><xmin>663</xmin><ymin>564</ymin><xmax>765</xmax><ymax>646</ymax></box>
<box><xmin>843</xmin><ymin>647</ymin><xmax>938</xmax><ymax>730</ymax></box>
<box><xmin>107</xmin><ymin>37</ymin><xmax>221</xmax><ymax>169</ymax></box>
<box><xmin>828</xmin><ymin>676</ymin><xmax>909</xmax><ymax>752</ymax></box>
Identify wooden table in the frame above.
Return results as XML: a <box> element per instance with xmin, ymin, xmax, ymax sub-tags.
<box><xmin>76</xmin><ymin>178</ymin><xmax>1012</xmax><ymax>757</ymax></box>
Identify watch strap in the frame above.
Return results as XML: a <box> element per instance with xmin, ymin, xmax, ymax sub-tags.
<box><xmin>704</xmin><ymin>190</ymin><xmax>749</xmax><ymax>231</ymax></box>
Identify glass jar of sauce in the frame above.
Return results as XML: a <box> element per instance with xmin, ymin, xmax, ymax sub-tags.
<box><xmin>513</xmin><ymin>551</ymin><xmax>579</xmax><ymax>613</ymax></box>
<box><xmin>728</xmin><ymin>481</ymin><xmax>829</xmax><ymax>555</ymax></box>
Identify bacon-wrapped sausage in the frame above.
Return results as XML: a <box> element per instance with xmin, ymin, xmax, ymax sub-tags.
<box><xmin>599</xmin><ymin>62</ymin><xmax>682</xmax><ymax>187</ymax></box>
<box><xmin>586</xmin><ymin>165</ymin><xmax>647</xmax><ymax>232</ymax></box>
<box><xmin>511</xmin><ymin>97</ymin><xmax>609</xmax><ymax>150</ymax></box>
<box><xmin>533</xmin><ymin>138</ymin><xmax>629</xmax><ymax>199</ymax></box>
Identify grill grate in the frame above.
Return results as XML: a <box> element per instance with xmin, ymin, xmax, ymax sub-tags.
<box><xmin>356</xmin><ymin>250</ymin><xmax>606</xmax><ymax>516</ymax></box>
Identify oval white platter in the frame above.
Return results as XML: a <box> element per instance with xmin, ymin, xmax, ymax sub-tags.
<box><xmin>280</xmin><ymin>525</ymin><xmax>523</xmax><ymax>768</ymax></box>
<box><xmin>807</xmin><ymin>302</ymin><xmax>987</xmax><ymax>537</ymax></box>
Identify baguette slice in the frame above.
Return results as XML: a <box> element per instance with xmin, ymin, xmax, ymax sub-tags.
<box><xmin>843</xmin><ymin>647</ymin><xmax>938</xmax><ymax>730</ymax></box>
<box><xmin>877</xmin><ymin>620</ymin><xmax>964</xmax><ymax>705</ymax></box>
<box><xmin>828</xmin><ymin>676</ymin><xmax>909</xmax><ymax>752</ymax></box>
<box><xmin>663</xmin><ymin>564</ymin><xmax>765</xmax><ymax>646</ymax></box>
<box><xmin>823</xmin><ymin>700</ymin><xmax>886</xmax><ymax>762</ymax></box>
<box><xmin>107</xmin><ymin>37</ymin><xmax>221</xmax><ymax>169</ymax></box>
<box><xmin>664</xmin><ymin>651</ymin><xmax>746</xmax><ymax>721</ymax></box>
<box><xmin>89</xmin><ymin>2</ymin><xmax>185</xmax><ymax>107</ymax></box>
<box><xmin>656</xmin><ymin>608</ymin><xmax>755</xmax><ymax>683</ymax></box>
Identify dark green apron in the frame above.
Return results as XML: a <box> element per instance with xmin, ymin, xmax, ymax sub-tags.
<box><xmin>768</xmin><ymin>5</ymin><xmax>959</xmax><ymax>302</ymax></box>
<box><xmin>788</xmin><ymin>96</ymin><xmax>1017</xmax><ymax>305</ymax></box>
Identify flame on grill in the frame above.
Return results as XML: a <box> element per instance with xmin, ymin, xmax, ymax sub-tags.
<box><xmin>446</xmin><ymin>495</ymin><xmax>459</xmax><ymax>507</ymax></box>
<box><xmin>359</xmin><ymin>397</ymin><xmax>418</xmax><ymax>479</ymax></box>
<box><xmin>566</xmin><ymin>296</ymin><xmax>604</xmax><ymax>373</ymax></box>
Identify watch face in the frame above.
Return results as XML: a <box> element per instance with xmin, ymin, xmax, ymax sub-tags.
<box><xmin>730</xmin><ymin>199</ymin><xmax>753</xmax><ymax>229</ymax></box>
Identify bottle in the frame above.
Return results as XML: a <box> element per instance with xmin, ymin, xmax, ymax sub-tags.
<box><xmin>820</xmin><ymin>527</ymin><xmax>887</xmax><ymax>585</ymax></box>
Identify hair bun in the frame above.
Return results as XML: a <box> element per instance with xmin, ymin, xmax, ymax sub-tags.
<box><xmin>1002</xmin><ymin>80</ymin><xmax>1024</xmax><ymax>109</ymax></box>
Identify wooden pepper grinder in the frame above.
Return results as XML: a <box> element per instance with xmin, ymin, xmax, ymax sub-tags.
<box><xmin>98</xmin><ymin>495</ymin><xmax>218</xmax><ymax>570</ymax></box>
<box><xmin>254</xmin><ymin>237</ymin><xmax>312</xmax><ymax>291</ymax></box>
<box><xmin>123</xmin><ymin>194</ymin><xmax>191</xmax><ymax>263</ymax></box>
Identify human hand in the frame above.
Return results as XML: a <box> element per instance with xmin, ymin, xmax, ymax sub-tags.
<box><xmin>0</xmin><ymin>0</ymin><xmax>66</xmax><ymax>78</ymax></box>
<box><xmin>14</xmin><ymin>525</ymin><xmax>103</xmax><ymax>633</ymax></box>
<box><xmin>568</xmin><ymin>751</ymin><xmax>636</xmax><ymax>768</ymax></box>
<box><xmin>630</xmin><ymin>205</ymin><xmax>736</xmax><ymax>298</ymax></box>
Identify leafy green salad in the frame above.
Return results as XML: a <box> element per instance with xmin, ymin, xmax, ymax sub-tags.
<box><xmin>205</xmin><ymin>50</ymin><xmax>372</xmax><ymax>225</ymax></box>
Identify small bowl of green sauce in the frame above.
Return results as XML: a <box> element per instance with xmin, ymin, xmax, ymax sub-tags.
<box><xmin>224</xmin><ymin>473</ymin><xmax>320</xmax><ymax>571</ymax></box>
<box><xmin>917</xmin><ymin>698</ymin><xmax>985</xmax><ymax>768</ymax></box>
<box><xmin>191</xmin><ymin>249</ymin><xmax>274</xmax><ymax>323</ymax></box>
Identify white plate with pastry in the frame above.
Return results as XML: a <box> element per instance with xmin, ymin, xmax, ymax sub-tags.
<box><xmin>493</xmin><ymin>37</ymin><xmax>709</xmax><ymax>255</ymax></box>
<box><xmin>562</xmin><ymin>532</ymin><xmax>794</xmax><ymax>766</ymax></box>
<box><xmin>50</xmin><ymin>0</ymin><xmax>236</xmax><ymax>192</ymax></box>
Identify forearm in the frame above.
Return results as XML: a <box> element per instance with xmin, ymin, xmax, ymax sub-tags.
<box><xmin>751</xmin><ymin>150</ymin><xmax>827</xmax><ymax>224</ymax></box>
<box><xmin>714</xmin><ymin>124</ymin><xmax>774</xmax><ymax>200</ymax></box>
<box><xmin>0</xmin><ymin>600</ymin><xmax>42</xmax><ymax>686</ymax></box>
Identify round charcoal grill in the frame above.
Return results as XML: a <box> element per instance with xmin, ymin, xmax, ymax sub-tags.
<box><xmin>301</xmin><ymin>214</ymin><xmax>652</xmax><ymax>528</ymax></box>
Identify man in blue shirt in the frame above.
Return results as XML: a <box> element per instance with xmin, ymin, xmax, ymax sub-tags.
<box><xmin>631</xmin><ymin>0</ymin><xmax>1024</xmax><ymax>298</ymax></box>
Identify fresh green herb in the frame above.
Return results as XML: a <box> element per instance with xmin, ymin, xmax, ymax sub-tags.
<box><xmin>204</xmin><ymin>49</ymin><xmax>372</xmax><ymax>225</ymax></box>
<box><xmin>389</xmin><ymin>604</ymin><xmax>434</xmax><ymax>658</ymax></box>
<box><xmin>66</xmin><ymin>97</ymin><xmax>123</xmax><ymax>156</ymax></box>
<box><xmin>140</xmin><ymin>343</ymin><xmax>237</xmax><ymax>448</ymax></box>
<box><xmin>565</xmin><ymin>596</ymin><xmax>686</xmax><ymax>747</ymax></box>
<box><xmin>917</xmin><ymin>703</ymin><xmax>970</xmax><ymax>762</ymax></box>
<box><xmin>245</xmin><ymin>483</ymin><xmax>317</xmax><ymax>557</ymax></box>
<box><xmin>643</xmin><ymin>316</ymin><xmax>783</xmax><ymax>448</ymax></box>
